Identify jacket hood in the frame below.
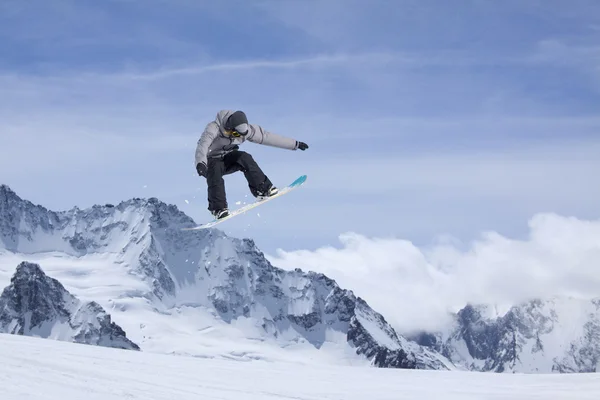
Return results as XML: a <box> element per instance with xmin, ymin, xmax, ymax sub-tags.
<box><xmin>215</xmin><ymin>110</ymin><xmax>235</xmax><ymax>133</ymax></box>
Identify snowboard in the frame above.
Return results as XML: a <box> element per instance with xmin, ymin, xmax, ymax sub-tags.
<box><xmin>182</xmin><ymin>174</ymin><xmax>307</xmax><ymax>230</ymax></box>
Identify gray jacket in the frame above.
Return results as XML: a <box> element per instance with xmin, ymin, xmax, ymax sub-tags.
<box><xmin>195</xmin><ymin>110</ymin><xmax>300</xmax><ymax>166</ymax></box>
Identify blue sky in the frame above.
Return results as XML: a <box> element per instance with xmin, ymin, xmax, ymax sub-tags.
<box><xmin>1</xmin><ymin>0</ymin><xmax>599</xmax><ymax>254</ymax></box>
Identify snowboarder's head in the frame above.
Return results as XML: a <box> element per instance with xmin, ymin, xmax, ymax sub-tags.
<box><xmin>224</xmin><ymin>111</ymin><xmax>249</xmax><ymax>137</ymax></box>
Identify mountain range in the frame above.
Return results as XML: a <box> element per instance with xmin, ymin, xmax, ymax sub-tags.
<box><xmin>0</xmin><ymin>183</ymin><xmax>450</xmax><ymax>370</ymax></box>
<box><xmin>1</xmin><ymin>183</ymin><xmax>598</xmax><ymax>373</ymax></box>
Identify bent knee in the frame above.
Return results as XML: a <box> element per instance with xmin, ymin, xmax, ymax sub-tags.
<box><xmin>236</xmin><ymin>151</ymin><xmax>256</xmax><ymax>165</ymax></box>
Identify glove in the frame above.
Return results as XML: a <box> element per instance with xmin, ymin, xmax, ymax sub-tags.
<box><xmin>196</xmin><ymin>162</ymin><xmax>207</xmax><ymax>177</ymax></box>
<box><xmin>297</xmin><ymin>141</ymin><xmax>309</xmax><ymax>151</ymax></box>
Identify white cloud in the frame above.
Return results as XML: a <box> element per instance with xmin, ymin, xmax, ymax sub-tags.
<box><xmin>110</xmin><ymin>53</ymin><xmax>382</xmax><ymax>81</ymax></box>
<box><xmin>267</xmin><ymin>213</ymin><xmax>600</xmax><ymax>335</ymax></box>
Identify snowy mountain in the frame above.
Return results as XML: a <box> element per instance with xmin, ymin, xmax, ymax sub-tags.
<box><xmin>0</xmin><ymin>261</ymin><xmax>139</xmax><ymax>350</ymax></box>
<box><xmin>412</xmin><ymin>298</ymin><xmax>600</xmax><ymax>373</ymax></box>
<box><xmin>0</xmin><ymin>184</ymin><xmax>450</xmax><ymax>370</ymax></box>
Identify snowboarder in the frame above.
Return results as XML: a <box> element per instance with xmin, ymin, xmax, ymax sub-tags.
<box><xmin>195</xmin><ymin>110</ymin><xmax>309</xmax><ymax>219</ymax></box>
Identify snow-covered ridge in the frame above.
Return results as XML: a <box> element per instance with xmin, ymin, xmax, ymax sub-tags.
<box><xmin>0</xmin><ymin>184</ymin><xmax>195</xmax><ymax>299</ymax></box>
<box><xmin>412</xmin><ymin>297</ymin><xmax>600</xmax><ymax>373</ymax></box>
<box><xmin>0</xmin><ymin>261</ymin><xmax>139</xmax><ymax>350</ymax></box>
<box><xmin>0</xmin><ymin>184</ymin><xmax>450</xmax><ymax>369</ymax></box>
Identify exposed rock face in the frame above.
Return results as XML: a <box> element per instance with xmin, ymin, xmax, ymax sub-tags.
<box><xmin>0</xmin><ymin>261</ymin><xmax>139</xmax><ymax>350</ymax></box>
<box><xmin>412</xmin><ymin>299</ymin><xmax>600</xmax><ymax>373</ymax></box>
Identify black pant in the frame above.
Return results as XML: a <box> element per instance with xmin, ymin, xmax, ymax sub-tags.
<box><xmin>206</xmin><ymin>150</ymin><xmax>273</xmax><ymax>211</ymax></box>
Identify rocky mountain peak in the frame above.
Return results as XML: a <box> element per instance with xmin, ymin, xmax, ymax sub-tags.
<box><xmin>0</xmin><ymin>184</ymin><xmax>14</xmax><ymax>195</ymax></box>
<box><xmin>4</xmin><ymin>261</ymin><xmax>69</xmax><ymax>320</ymax></box>
<box><xmin>414</xmin><ymin>297</ymin><xmax>600</xmax><ymax>373</ymax></box>
<box><xmin>0</xmin><ymin>261</ymin><xmax>139</xmax><ymax>351</ymax></box>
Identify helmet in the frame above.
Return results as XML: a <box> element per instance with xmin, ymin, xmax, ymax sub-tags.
<box><xmin>224</xmin><ymin>111</ymin><xmax>249</xmax><ymax>137</ymax></box>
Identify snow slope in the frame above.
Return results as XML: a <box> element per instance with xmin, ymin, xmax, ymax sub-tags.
<box><xmin>3</xmin><ymin>333</ymin><xmax>600</xmax><ymax>400</ymax></box>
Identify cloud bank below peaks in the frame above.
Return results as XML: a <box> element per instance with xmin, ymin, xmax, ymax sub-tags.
<box><xmin>267</xmin><ymin>213</ymin><xmax>600</xmax><ymax>334</ymax></box>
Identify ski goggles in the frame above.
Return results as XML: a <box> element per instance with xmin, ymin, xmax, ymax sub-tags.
<box><xmin>227</xmin><ymin>123</ymin><xmax>249</xmax><ymax>137</ymax></box>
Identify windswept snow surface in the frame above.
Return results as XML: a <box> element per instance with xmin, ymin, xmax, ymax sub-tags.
<box><xmin>2</xmin><ymin>334</ymin><xmax>600</xmax><ymax>400</ymax></box>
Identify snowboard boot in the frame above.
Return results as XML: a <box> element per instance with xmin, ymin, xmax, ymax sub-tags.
<box><xmin>256</xmin><ymin>186</ymin><xmax>278</xmax><ymax>201</ymax></box>
<box><xmin>211</xmin><ymin>208</ymin><xmax>230</xmax><ymax>219</ymax></box>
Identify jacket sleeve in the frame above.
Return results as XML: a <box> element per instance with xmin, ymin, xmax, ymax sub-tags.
<box><xmin>195</xmin><ymin>123</ymin><xmax>219</xmax><ymax>166</ymax></box>
<box><xmin>246</xmin><ymin>124</ymin><xmax>299</xmax><ymax>150</ymax></box>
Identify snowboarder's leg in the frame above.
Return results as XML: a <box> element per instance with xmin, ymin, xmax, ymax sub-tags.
<box><xmin>223</xmin><ymin>150</ymin><xmax>275</xmax><ymax>198</ymax></box>
<box><xmin>206</xmin><ymin>157</ymin><xmax>228</xmax><ymax>214</ymax></box>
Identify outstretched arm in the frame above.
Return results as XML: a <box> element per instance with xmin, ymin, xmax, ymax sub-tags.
<box><xmin>246</xmin><ymin>124</ymin><xmax>308</xmax><ymax>151</ymax></box>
